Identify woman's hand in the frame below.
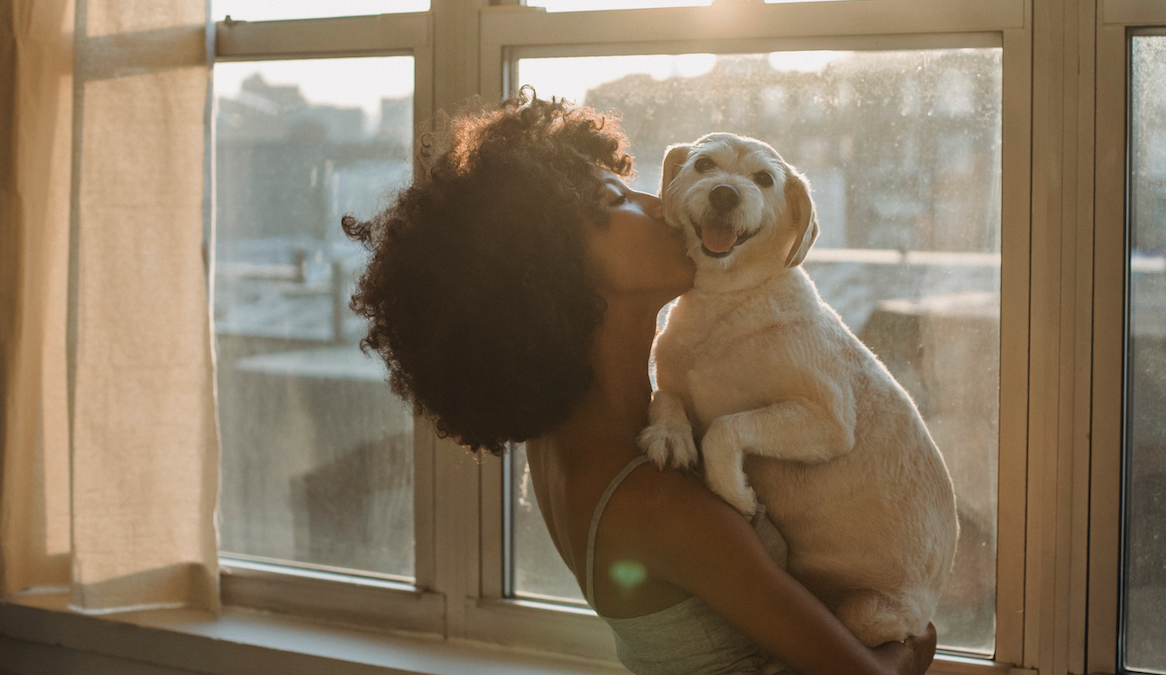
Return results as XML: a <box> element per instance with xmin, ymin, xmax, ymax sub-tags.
<box><xmin>874</xmin><ymin>623</ymin><xmax>938</xmax><ymax>675</ymax></box>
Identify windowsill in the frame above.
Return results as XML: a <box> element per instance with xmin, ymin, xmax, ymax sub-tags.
<box><xmin>0</xmin><ymin>592</ymin><xmax>626</xmax><ymax>675</ymax></box>
<box><xmin>0</xmin><ymin>592</ymin><xmax>1029</xmax><ymax>675</ymax></box>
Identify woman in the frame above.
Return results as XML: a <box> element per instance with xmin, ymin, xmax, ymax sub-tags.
<box><xmin>344</xmin><ymin>91</ymin><xmax>937</xmax><ymax>675</ymax></box>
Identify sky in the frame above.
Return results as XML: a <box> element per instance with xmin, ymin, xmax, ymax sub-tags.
<box><xmin>214</xmin><ymin>57</ymin><xmax>415</xmax><ymax>118</ymax></box>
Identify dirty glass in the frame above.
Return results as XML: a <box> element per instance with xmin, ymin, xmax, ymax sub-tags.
<box><xmin>511</xmin><ymin>48</ymin><xmax>1003</xmax><ymax>655</ymax></box>
<box><xmin>214</xmin><ymin>57</ymin><xmax>415</xmax><ymax>579</ymax></box>
<box><xmin>510</xmin><ymin>444</ymin><xmax>588</xmax><ymax>603</ymax></box>
<box><xmin>1124</xmin><ymin>34</ymin><xmax>1166</xmax><ymax>675</ymax></box>
<box><xmin>527</xmin><ymin>0</ymin><xmax>852</xmax><ymax>11</ymax></box>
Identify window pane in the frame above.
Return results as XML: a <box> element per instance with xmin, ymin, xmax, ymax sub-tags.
<box><xmin>214</xmin><ymin>57</ymin><xmax>416</xmax><ymax>579</ymax></box>
<box><xmin>213</xmin><ymin>0</ymin><xmax>428</xmax><ymax>22</ymax></box>
<box><xmin>513</xmin><ymin>49</ymin><xmax>1002</xmax><ymax>655</ymax></box>
<box><xmin>527</xmin><ymin>0</ymin><xmax>851</xmax><ymax>11</ymax></box>
<box><xmin>510</xmin><ymin>444</ymin><xmax>588</xmax><ymax>603</ymax></box>
<box><xmin>528</xmin><ymin>0</ymin><xmax>712</xmax><ymax>10</ymax></box>
<box><xmin>1125</xmin><ymin>34</ymin><xmax>1166</xmax><ymax>674</ymax></box>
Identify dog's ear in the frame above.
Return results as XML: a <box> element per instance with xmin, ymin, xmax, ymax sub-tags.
<box><xmin>661</xmin><ymin>144</ymin><xmax>692</xmax><ymax>194</ymax></box>
<box><xmin>783</xmin><ymin>169</ymin><xmax>820</xmax><ymax>268</ymax></box>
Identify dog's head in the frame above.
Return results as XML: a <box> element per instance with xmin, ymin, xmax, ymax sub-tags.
<box><xmin>661</xmin><ymin>133</ymin><xmax>819</xmax><ymax>272</ymax></box>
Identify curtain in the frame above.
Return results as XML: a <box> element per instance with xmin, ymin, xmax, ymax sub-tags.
<box><xmin>0</xmin><ymin>0</ymin><xmax>220</xmax><ymax>614</ymax></box>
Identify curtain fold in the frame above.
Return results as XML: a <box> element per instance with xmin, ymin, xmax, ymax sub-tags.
<box><xmin>1</xmin><ymin>0</ymin><xmax>220</xmax><ymax>614</ymax></box>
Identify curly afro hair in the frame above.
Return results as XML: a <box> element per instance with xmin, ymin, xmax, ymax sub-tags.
<box><xmin>344</xmin><ymin>90</ymin><xmax>633</xmax><ymax>456</ymax></box>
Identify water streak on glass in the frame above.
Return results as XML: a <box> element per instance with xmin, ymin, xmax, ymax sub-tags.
<box><xmin>1125</xmin><ymin>34</ymin><xmax>1166</xmax><ymax>675</ymax></box>
<box><xmin>214</xmin><ymin>57</ymin><xmax>416</xmax><ymax>579</ymax></box>
<box><xmin>512</xmin><ymin>49</ymin><xmax>1002</xmax><ymax>656</ymax></box>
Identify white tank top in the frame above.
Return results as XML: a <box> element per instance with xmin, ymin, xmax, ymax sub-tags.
<box><xmin>585</xmin><ymin>455</ymin><xmax>790</xmax><ymax>675</ymax></box>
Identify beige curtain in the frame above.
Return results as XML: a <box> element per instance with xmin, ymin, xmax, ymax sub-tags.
<box><xmin>1</xmin><ymin>0</ymin><xmax>220</xmax><ymax>613</ymax></box>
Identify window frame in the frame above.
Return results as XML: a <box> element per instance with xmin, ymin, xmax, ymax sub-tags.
<box><xmin>209</xmin><ymin>9</ymin><xmax>444</xmax><ymax>636</ymax></box>
<box><xmin>202</xmin><ymin>1</ymin><xmax>1162</xmax><ymax>674</ymax></box>
<box><xmin>1092</xmin><ymin>3</ymin><xmax>1166</xmax><ymax>674</ymax></box>
<box><xmin>474</xmin><ymin>2</ymin><xmax>1030</xmax><ymax>669</ymax></box>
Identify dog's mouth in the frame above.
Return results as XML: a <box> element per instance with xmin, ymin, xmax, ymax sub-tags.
<box><xmin>691</xmin><ymin>221</ymin><xmax>756</xmax><ymax>258</ymax></box>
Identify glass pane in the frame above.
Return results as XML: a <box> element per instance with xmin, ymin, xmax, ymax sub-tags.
<box><xmin>511</xmin><ymin>444</ymin><xmax>588</xmax><ymax>603</ymax></box>
<box><xmin>514</xmin><ymin>49</ymin><xmax>1002</xmax><ymax>655</ymax></box>
<box><xmin>214</xmin><ymin>57</ymin><xmax>416</xmax><ymax>579</ymax></box>
<box><xmin>528</xmin><ymin>0</ymin><xmax>851</xmax><ymax>11</ymax></box>
<box><xmin>529</xmin><ymin>0</ymin><xmax>712</xmax><ymax>10</ymax></box>
<box><xmin>1125</xmin><ymin>34</ymin><xmax>1166</xmax><ymax>674</ymax></box>
<box><xmin>213</xmin><ymin>0</ymin><xmax>428</xmax><ymax>22</ymax></box>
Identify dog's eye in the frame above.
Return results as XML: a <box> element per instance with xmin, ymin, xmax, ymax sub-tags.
<box><xmin>753</xmin><ymin>172</ymin><xmax>774</xmax><ymax>187</ymax></box>
<box><xmin>694</xmin><ymin>157</ymin><xmax>715</xmax><ymax>173</ymax></box>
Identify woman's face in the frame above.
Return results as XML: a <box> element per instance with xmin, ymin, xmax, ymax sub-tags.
<box><xmin>585</xmin><ymin>167</ymin><xmax>696</xmax><ymax>303</ymax></box>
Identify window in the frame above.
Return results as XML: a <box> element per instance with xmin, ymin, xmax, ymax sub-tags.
<box><xmin>509</xmin><ymin>443</ymin><xmax>588</xmax><ymax>603</ymax></box>
<box><xmin>199</xmin><ymin>1</ymin><xmax>1159</xmax><ymax>674</ymax></box>
<box><xmin>20</xmin><ymin>1</ymin><xmax>1166</xmax><ymax>674</ymax></box>
<box><xmin>214</xmin><ymin>56</ymin><xmax>417</xmax><ymax>580</ymax></box>
<box><xmin>1123</xmin><ymin>31</ymin><xmax>1166</xmax><ymax>675</ymax></box>
<box><xmin>529</xmin><ymin>0</ymin><xmax>714</xmax><ymax>10</ymax></box>
<box><xmin>526</xmin><ymin>0</ymin><xmax>855</xmax><ymax>10</ymax></box>
<box><xmin>510</xmin><ymin>47</ymin><xmax>1003</xmax><ymax>655</ymax></box>
<box><xmin>207</xmin><ymin>5</ymin><xmax>443</xmax><ymax>634</ymax></box>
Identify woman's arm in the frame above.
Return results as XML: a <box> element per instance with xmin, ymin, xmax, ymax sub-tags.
<box><xmin>606</xmin><ymin>466</ymin><xmax>936</xmax><ymax>675</ymax></box>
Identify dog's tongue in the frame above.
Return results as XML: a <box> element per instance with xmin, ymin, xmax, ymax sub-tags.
<box><xmin>701</xmin><ymin>226</ymin><xmax>739</xmax><ymax>253</ymax></box>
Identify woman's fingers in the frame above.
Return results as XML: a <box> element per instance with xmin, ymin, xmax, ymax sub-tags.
<box><xmin>903</xmin><ymin>623</ymin><xmax>938</xmax><ymax>674</ymax></box>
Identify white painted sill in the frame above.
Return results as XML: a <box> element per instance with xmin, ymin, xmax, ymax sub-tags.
<box><xmin>0</xmin><ymin>593</ymin><xmax>625</xmax><ymax>675</ymax></box>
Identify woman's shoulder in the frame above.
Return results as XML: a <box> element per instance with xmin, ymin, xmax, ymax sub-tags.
<box><xmin>600</xmin><ymin>460</ymin><xmax>766</xmax><ymax>576</ymax></box>
<box><xmin>586</xmin><ymin>457</ymin><xmax>737</xmax><ymax>617</ymax></box>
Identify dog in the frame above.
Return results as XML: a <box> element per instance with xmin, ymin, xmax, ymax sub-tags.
<box><xmin>638</xmin><ymin>132</ymin><xmax>959</xmax><ymax>648</ymax></box>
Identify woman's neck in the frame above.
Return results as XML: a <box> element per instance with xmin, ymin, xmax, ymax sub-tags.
<box><xmin>538</xmin><ymin>294</ymin><xmax>664</xmax><ymax>470</ymax></box>
<box><xmin>587</xmin><ymin>296</ymin><xmax>660</xmax><ymax>425</ymax></box>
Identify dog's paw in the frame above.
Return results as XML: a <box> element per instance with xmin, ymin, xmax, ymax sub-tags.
<box><xmin>722</xmin><ymin>485</ymin><xmax>759</xmax><ymax>518</ymax></box>
<box><xmin>637</xmin><ymin>422</ymin><xmax>699</xmax><ymax>470</ymax></box>
<box><xmin>706</xmin><ymin>464</ymin><xmax>758</xmax><ymax>517</ymax></box>
<box><xmin>701</xmin><ymin>418</ymin><xmax>757</xmax><ymax>517</ymax></box>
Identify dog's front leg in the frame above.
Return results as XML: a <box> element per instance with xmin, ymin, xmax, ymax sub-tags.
<box><xmin>701</xmin><ymin>397</ymin><xmax>857</xmax><ymax>516</ymax></box>
<box><xmin>637</xmin><ymin>390</ymin><xmax>699</xmax><ymax>470</ymax></box>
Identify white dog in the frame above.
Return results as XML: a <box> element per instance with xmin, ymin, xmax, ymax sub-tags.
<box><xmin>638</xmin><ymin>133</ymin><xmax>959</xmax><ymax>647</ymax></box>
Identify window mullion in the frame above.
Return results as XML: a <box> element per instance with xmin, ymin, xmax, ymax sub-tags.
<box><xmin>994</xmin><ymin>13</ymin><xmax>1034</xmax><ymax>669</ymax></box>
<box><xmin>1087</xmin><ymin>12</ymin><xmax>1127</xmax><ymax>674</ymax></box>
<box><xmin>412</xmin><ymin>24</ymin><xmax>438</xmax><ymax>596</ymax></box>
<box><xmin>426</xmin><ymin>0</ymin><xmax>488</xmax><ymax>642</ymax></box>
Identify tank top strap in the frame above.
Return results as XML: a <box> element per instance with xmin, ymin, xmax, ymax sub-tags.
<box><xmin>585</xmin><ymin>454</ymin><xmax>653</xmax><ymax>608</ymax></box>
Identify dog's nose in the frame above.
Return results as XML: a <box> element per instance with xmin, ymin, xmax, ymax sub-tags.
<box><xmin>709</xmin><ymin>184</ymin><xmax>740</xmax><ymax>212</ymax></box>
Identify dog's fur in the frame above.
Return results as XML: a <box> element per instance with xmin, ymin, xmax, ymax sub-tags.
<box><xmin>639</xmin><ymin>133</ymin><xmax>959</xmax><ymax>647</ymax></box>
